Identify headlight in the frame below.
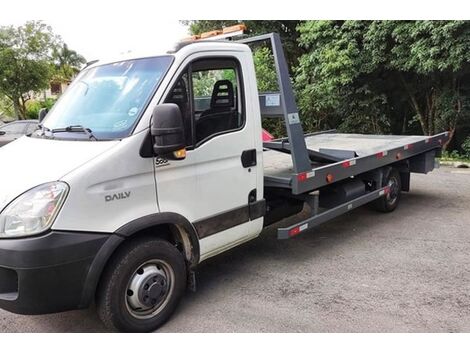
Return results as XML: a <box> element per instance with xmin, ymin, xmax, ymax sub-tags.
<box><xmin>0</xmin><ymin>182</ymin><xmax>69</xmax><ymax>238</ymax></box>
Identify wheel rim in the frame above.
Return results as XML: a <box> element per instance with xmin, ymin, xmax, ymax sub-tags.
<box><xmin>386</xmin><ymin>175</ymin><xmax>400</xmax><ymax>206</ymax></box>
<box><xmin>125</xmin><ymin>259</ymin><xmax>175</xmax><ymax>320</ymax></box>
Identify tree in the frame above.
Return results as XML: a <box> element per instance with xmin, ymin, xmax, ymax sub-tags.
<box><xmin>295</xmin><ymin>21</ymin><xmax>470</xmax><ymax>148</ymax></box>
<box><xmin>182</xmin><ymin>20</ymin><xmax>305</xmax><ymax>69</ymax></box>
<box><xmin>0</xmin><ymin>21</ymin><xmax>60</xmax><ymax>119</ymax></box>
<box><xmin>52</xmin><ymin>43</ymin><xmax>86</xmax><ymax>81</ymax></box>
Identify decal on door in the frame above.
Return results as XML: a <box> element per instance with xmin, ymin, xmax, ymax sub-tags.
<box><xmin>155</xmin><ymin>157</ymin><xmax>170</xmax><ymax>168</ymax></box>
<box><xmin>105</xmin><ymin>191</ymin><xmax>131</xmax><ymax>202</ymax></box>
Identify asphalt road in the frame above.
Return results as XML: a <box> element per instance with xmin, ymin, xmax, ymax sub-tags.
<box><xmin>1</xmin><ymin>166</ymin><xmax>469</xmax><ymax>332</ymax></box>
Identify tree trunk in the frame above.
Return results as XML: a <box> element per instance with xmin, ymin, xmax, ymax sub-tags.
<box><xmin>401</xmin><ymin>111</ymin><xmax>407</xmax><ymax>134</ymax></box>
<box><xmin>18</xmin><ymin>95</ymin><xmax>27</xmax><ymax>119</ymax></box>
<box><xmin>12</xmin><ymin>98</ymin><xmax>21</xmax><ymax>119</ymax></box>
<box><xmin>443</xmin><ymin>127</ymin><xmax>455</xmax><ymax>151</ymax></box>
<box><xmin>399</xmin><ymin>73</ymin><xmax>429</xmax><ymax>135</ymax></box>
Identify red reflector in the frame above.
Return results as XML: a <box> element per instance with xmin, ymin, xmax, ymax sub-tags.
<box><xmin>376</xmin><ymin>151</ymin><xmax>386</xmax><ymax>159</ymax></box>
<box><xmin>297</xmin><ymin>173</ymin><xmax>307</xmax><ymax>182</ymax></box>
<box><xmin>289</xmin><ymin>226</ymin><xmax>300</xmax><ymax>237</ymax></box>
<box><xmin>262</xmin><ymin>129</ymin><xmax>274</xmax><ymax>142</ymax></box>
<box><xmin>342</xmin><ymin>159</ymin><xmax>356</xmax><ymax>168</ymax></box>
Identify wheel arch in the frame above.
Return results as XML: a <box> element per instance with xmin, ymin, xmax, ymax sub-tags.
<box><xmin>115</xmin><ymin>212</ymin><xmax>200</xmax><ymax>266</ymax></box>
<box><xmin>79</xmin><ymin>212</ymin><xmax>200</xmax><ymax>309</ymax></box>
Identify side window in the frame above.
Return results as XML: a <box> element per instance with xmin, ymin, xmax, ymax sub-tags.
<box><xmin>191</xmin><ymin>60</ymin><xmax>244</xmax><ymax>144</ymax></box>
<box><xmin>163</xmin><ymin>72</ymin><xmax>192</xmax><ymax>146</ymax></box>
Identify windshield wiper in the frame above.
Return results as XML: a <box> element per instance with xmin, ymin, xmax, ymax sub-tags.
<box><xmin>51</xmin><ymin>125</ymin><xmax>98</xmax><ymax>141</ymax></box>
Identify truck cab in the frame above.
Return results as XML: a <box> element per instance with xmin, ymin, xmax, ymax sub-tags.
<box><xmin>0</xmin><ymin>40</ymin><xmax>266</xmax><ymax>332</ymax></box>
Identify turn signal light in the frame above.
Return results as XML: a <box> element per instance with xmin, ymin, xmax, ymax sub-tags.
<box><xmin>173</xmin><ymin>148</ymin><xmax>187</xmax><ymax>159</ymax></box>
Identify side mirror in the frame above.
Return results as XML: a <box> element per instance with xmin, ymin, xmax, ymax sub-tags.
<box><xmin>150</xmin><ymin>103</ymin><xmax>186</xmax><ymax>159</ymax></box>
<box><xmin>38</xmin><ymin>108</ymin><xmax>48</xmax><ymax>123</ymax></box>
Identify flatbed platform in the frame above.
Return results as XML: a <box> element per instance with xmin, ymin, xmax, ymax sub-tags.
<box><xmin>263</xmin><ymin>131</ymin><xmax>448</xmax><ymax>194</ymax></box>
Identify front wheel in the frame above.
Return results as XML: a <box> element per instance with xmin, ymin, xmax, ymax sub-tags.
<box><xmin>371</xmin><ymin>167</ymin><xmax>402</xmax><ymax>213</ymax></box>
<box><xmin>96</xmin><ymin>238</ymin><xmax>187</xmax><ymax>332</ymax></box>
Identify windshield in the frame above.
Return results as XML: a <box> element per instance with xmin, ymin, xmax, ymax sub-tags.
<box><xmin>42</xmin><ymin>56</ymin><xmax>173</xmax><ymax>140</ymax></box>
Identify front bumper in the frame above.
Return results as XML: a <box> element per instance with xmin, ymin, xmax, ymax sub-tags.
<box><xmin>0</xmin><ymin>230</ymin><xmax>122</xmax><ymax>315</ymax></box>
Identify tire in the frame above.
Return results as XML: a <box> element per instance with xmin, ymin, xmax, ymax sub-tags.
<box><xmin>96</xmin><ymin>238</ymin><xmax>187</xmax><ymax>332</ymax></box>
<box><xmin>371</xmin><ymin>167</ymin><xmax>402</xmax><ymax>213</ymax></box>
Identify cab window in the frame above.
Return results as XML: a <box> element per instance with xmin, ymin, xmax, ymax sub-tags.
<box><xmin>163</xmin><ymin>58</ymin><xmax>244</xmax><ymax>147</ymax></box>
<box><xmin>192</xmin><ymin>59</ymin><xmax>243</xmax><ymax>144</ymax></box>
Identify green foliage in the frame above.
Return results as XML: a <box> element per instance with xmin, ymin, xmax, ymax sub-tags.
<box><xmin>25</xmin><ymin>98</ymin><xmax>56</xmax><ymax>120</ymax></box>
<box><xmin>252</xmin><ymin>46</ymin><xmax>285</xmax><ymax>137</ymax></box>
<box><xmin>441</xmin><ymin>149</ymin><xmax>470</xmax><ymax>162</ymax></box>
<box><xmin>192</xmin><ymin>69</ymin><xmax>237</xmax><ymax>97</ymax></box>
<box><xmin>253</xmin><ymin>47</ymin><xmax>278</xmax><ymax>92</ymax></box>
<box><xmin>0</xmin><ymin>21</ymin><xmax>59</xmax><ymax>118</ymax></box>
<box><xmin>52</xmin><ymin>43</ymin><xmax>86</xmax><ymax>81</ymax></box>
<box><xmin>184</xmin><ymin>21</ymin><xmax>470</xmax><ymax>147</ymax></box>
<box><xmin>0</xmin><ymin>21</ymin><xmax>85</xmax><ymax>119</ymax></box>
<box><xmin>462</xmin><ymin>136</ymin><xmax>470</xmax><ymax>159</ymax></box>
<box><xmin>295</xmin><ymin>20</ymin><xmax>470</xmax><ymax>146</ymax></box>
<box><xmin>182</xmin><ymin>20</ymin><xmax>305</xmax><ymax>68</ymax></box>
<box><xmin>0</xmin><ymin>95</ymin><xmax>14</xmax><ymax>118</ymax></box>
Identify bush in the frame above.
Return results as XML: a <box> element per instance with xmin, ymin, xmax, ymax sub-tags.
<box><xmin>462</xmin><ymin>136</ymin><xmax>470</xmax><ymax>159</ymax></box>
<box><xmin>25</xmin><ymin>98</ymin><xmax>56</xmax><ymax>120</ymax></box>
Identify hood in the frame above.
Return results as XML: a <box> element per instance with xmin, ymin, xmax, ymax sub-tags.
<box><xmin>0</xmin><ymin>136</ymin><xmax>119</xmax><ymax>211</ymax></box>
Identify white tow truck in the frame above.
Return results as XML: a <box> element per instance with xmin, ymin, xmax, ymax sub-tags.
<box><xmin>0</xmin><ymin>26</ymin><xmax>448</xmax><ymax>332</ymax></box>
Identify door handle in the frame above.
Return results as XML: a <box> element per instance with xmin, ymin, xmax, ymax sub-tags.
<box><xmin>241</xmin><ymin>149</ymin><xmax>257</xmax><ymax>168</ymax></box>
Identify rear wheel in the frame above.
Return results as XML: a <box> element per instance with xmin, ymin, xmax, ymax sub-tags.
<box><xmin>97</xmin><ymin>238</ymin><xmax>186</xmax><ymax>332</ymax></box>
<box><xmin>371</xmin><ymin>167</ymin><xmax>402</xmax><ymax>213</ymax></box>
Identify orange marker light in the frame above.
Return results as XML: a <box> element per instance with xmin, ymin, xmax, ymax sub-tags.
<box><xmin>222</xmin><ymin>24</ymin><xmax>247</xmax><ymax>34</ymax></box>
<box><xmin>173</xmin><ymin>148</ymin><xmax>187</xmax><ymax>159</ymax></box>
<box><xmin>200</xmin><ymin>30</ymin><xmax>223</xmax><ymax>39</ymax></box>
<box><xmin>326</xmin><ymin>173</ymin><xmax>334</xmax><ymax>183</ymax></box>
<box><xmin>182</xmin><ymin>35</ymin><xmax>200</xmax><ymax>42</ymax></box>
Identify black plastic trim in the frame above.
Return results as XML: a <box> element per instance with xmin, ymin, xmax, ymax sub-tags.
<box><xmin>115</xmin><ymin>212</ymin><xmax>200</xmax><ymax>265</ymax></box>
<box><xmin>194</xmin><ymin>200</ymin><xmax>266</xmax><ymax>239</ymax></box>
<box><xmin>0</xmin><ymin>230</ymin><xmax>116</xmax><ymax>315</ymax></box>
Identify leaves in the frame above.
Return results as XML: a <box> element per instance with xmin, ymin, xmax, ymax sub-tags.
<box><xmin>0</xmin><ymin>21</ymin><xmax>86</xmax><ymax>119</ymax></box>
<box><xmin>295</xmin><ymin>20</ymin><xmax>470</xmax><ymax>145</ymax></box>
<box><xmin>52</xmin><ymin>43</ymin><xmax>87</xmax><ymax>81</ymax></box>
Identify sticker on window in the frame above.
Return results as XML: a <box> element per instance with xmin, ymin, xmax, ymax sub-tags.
<box><xmin>128</xmin><ymin>107</ymin><xmax>139</xmax><ymax>117</ymax></box>
<box><xmin>113</xmin><ymin>120</ymin><xmax>129</xmax><ymax>130</ymax></box>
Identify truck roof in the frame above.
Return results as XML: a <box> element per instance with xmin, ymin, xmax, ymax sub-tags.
<box><xmin>85</xmin><ymin>40</ymin><xmax>250</xmax><ymax>69</ymax></box>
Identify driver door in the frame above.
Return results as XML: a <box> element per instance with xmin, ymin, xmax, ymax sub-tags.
<box><xmin>154</xmin><ymin>54</ymin><xmax>263</xmax><ymax>261</ymax></box>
